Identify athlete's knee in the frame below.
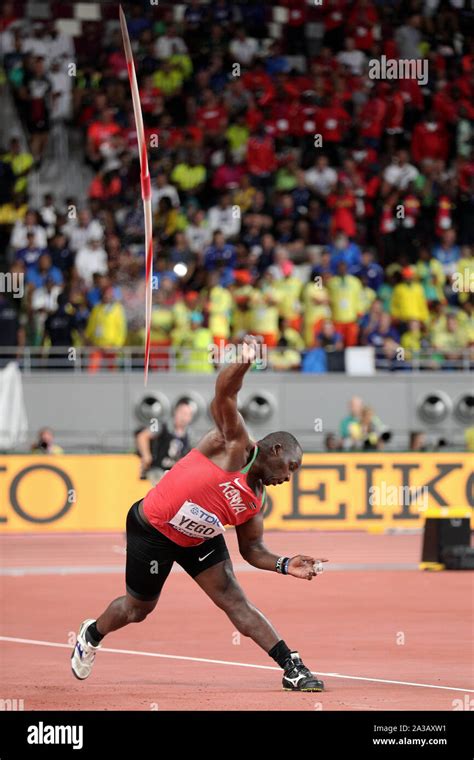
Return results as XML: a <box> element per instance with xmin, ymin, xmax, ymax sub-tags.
<box><xmin>124</xmin><ymin>596</ymin><xmax>157</xmax><ymax>623</ymax></box>
<box><xmin>212</xmin><ymin>566</ymin><xmax>244</xmax><ymax>611</ymax></box>
<box><xmin>216</xmin><ymin>579</ymin><xmax>253</xmax><ymax>625</ymax></box>
<box><xmin>226</xmin><ymin>597</ymin><xmax>258</xmax><ymax>637</ymax></box>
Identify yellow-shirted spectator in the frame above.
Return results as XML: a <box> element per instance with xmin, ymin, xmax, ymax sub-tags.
<box><xmin>432</xmin><ymin>312</ymin><xmax>468</xmax><ymax>353</ymax></box>
<box><xmin>172</xmin><ymin>299</ymin><xmax>191</xmax><ymax>330</ymax></box>
<box><xmin>231</xmin><ymin>273</ymin><xmax>255</xmax><ymax>337</ymax></box>
<box><xmin>170</xmin><ymin>323</ymin><xmax>192</xmax><ymax>347</ymax></box>
<box><xmin>206</xmin><ymin>272</ymin><xmax>233</xmax><ymax>344</ymax></box>
<box><xmin>416</xmin><ymin>248</ymin><xmax>446</xmax><ymax>303</ymax></box>
<box><xmin>0</xmin><ymin>199</ymin><xmax>28</xmax><ymax>224</ymax></box>
<box><xmin>279</xmin><ymin>317</ymin><xmax>305</xmax><ymax>351</ymax></box>
<box><xmin>171</xmin><ymin>157</ymin><xmax>206</xmax><ymax>193</ymax></box>
<box><xmin>169</xmin><ymin>53</ymin><xmax>193</xmax><ymax>79</ymax></box>
<box><xmin>250</xmin><ymin>271</ymin><xmax>282</xmax><ymax>347</ymax></box>
<box><xmin>274</xmin><ymin>260</ymin><xmax>303</xmax><ymax>329</ymax></box>
<box><xmin>185</xmin><ymin>313</ymin><xmax>214</xmax><ymax>373</ymax></box>
<box><xmin>390</xmin><ymin>267</ymin><xmax>429</xmax><ymax>324</ymax></box>
<box><xmin>458</xmin><ymin>306</ymin><xmax>474</xmax><ymax>344</ymax></box>
<box><xmin>401</xmin><ymin>319</ymin><xmax>423</xmax><ymax>358</ymax></box>
<box><xmin>232</xmin><ymin>175</ymin><xmax>256</xmax><ymax>213</ymax></box>
<box><xmin>154</xmin><ymin>197</ymin><xmax>187</xmax><ymax>241</ymax></box>
<box><xmin>302</xmin><ymin>277</ymin><xmax>331</xmax><ymax>347</ymax></box>
<box><xmin>360</xmin><ymin>284</ymin><xmax>376</xmax><ymax>316</ymax></box>
<box><xmin>428</xmin><ymin>304</ymin><xmax>447</xmax><ymax>338</ymax></box>
<box><xmin>2</xmin><ymin>138</ymin><xmax>34</xmax><ymax>195</ymax></box>
<box><xmin>170</xmin><ymin>323</ymin><xmax>194</xmax><ymax>371</ymax></box>
<box><xmin>85</xmin><ymin>292</ymin><xmax>127</xmax><ymax>348</ymax></box>
<box><xmin>268</xmin><ymin>345</ymin><xmax>302</xmax><ymax>371</ymax></box>
<box><xmin>85</xmin><ymin>287</ymin><xmax>127</xmax><ymax>373</ymax></box>
<box><xmin>149</xmin><ymin>303</ymin><xmax>174</xmax><ymax>343</ymax></box>
<box><xmin>326</xmin><ymin>262</ymin><xmax>363</xmax><ymax>346</ymax></box>
<box><xmin>152</xmin><ymin>62</ymin><xmax>184</xmax><ymax>96</ymax></box>
<box><xmin>140</xmin><ymin>290</ymin><xmax>175</xmax><ymax>371</ymax></box>
<box><xmin>225</xmin><ymin>118</ymin><xmax>249</xmax><ymax>160</ymax></box>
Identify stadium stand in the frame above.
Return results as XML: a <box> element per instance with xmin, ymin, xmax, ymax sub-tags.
<box><xmin>0</xmin><ymin>0</ymin><xmax>473</xmax><ymax>373</ymax></box>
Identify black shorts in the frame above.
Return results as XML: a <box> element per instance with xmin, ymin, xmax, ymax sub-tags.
<box><xmin>125</xmin><ymin>500</ymin><xmax>230</xmax><ymax>601</ymax></box>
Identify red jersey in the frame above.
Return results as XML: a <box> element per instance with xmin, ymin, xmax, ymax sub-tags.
<box><xmin>143</xmin><ymin>445</ymin><xmax>266</xmax><ymax>547</ymax></box>
<box><xmin>87</xmin><ymin>121</ymin><xmax>121</xmax><ymax>150</ymax></box>
<box><xmin>195</xmin><ymin>105</ymin><xmax>227</xmax><ymax>133</ymax></box>
<box><xmin>246</xmin><ymin>135</ymin><xmax>277</xmax><ymax>175</ymax></box>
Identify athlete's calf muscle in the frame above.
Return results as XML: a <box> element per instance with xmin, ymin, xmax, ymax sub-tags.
<box><xmin>193</xmin><ymin>560</ymin><xmax>280</xmax><ymax>651</ymax></box>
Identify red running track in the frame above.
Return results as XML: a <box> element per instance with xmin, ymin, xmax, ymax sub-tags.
<box><xmin>0</xmin><ymin>531</ymin><xmax>473</xmax><ymax>711</ymax></box>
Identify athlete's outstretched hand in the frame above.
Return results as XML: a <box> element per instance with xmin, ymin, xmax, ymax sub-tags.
<box><xmin>287</xmin><ymin>555</ymin><xmax>329</xmax><ymax>581</ymax></box>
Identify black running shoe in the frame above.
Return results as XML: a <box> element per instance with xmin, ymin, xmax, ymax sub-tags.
<box><xmin>282</xmin><ymin>652</ymin><xmax>325</xmax><ymax>692</ymax></box>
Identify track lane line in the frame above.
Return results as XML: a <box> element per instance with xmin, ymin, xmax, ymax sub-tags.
<box><xmin>0</xmin><ymin>635</ymin><xmax>472</xmax><ymax>694</ymax></box>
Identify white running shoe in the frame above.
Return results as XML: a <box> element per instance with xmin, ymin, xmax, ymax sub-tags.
<box><xmin>71</xmin><ymin>619</ymin><xmax>102</xmax><ymax>680</ymax></box>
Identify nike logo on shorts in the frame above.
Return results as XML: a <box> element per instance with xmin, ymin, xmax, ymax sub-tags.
<box><xmin>198</xmin><ymin>550</ymin><xmax>215</xmax><ymax>562</ymax></box>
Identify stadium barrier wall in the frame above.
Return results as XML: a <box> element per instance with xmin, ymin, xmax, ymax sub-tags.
<box><xmin>20</xmin><ymin>373</ymin><xmax>473</xmax><ymax>452</ymax></box>
<box><xmin>0</xmin><ymin>453</ymin><xmax>472</xmax><ymax>533</ymax></box>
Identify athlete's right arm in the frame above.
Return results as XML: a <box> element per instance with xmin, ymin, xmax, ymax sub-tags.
<box><xmin>209</xmin><ymin>335</ymin><xmax>258</xmax><ymax>442</ymax></box>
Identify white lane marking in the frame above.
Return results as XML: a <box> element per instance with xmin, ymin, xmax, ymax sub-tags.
<box><xmin>0</xmin><ymin>636</ymin><xmax>472</xmax><ymax>694</ymax></box>
<box><xmin>0</xmin><ymin>563</ymin><xmax>419</xmax><ymax>576</ymax></box>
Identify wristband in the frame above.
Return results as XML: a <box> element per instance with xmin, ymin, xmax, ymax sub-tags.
<box><xmin>276</xmin><ymin>556</ymin><xmax>290</xmax><ymax>574</ymax></box>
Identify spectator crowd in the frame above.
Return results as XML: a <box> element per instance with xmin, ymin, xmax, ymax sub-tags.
<box><xmin>0</xmin><ymin>0</ymin><xmax>473</xmax><ymax>371</ymax></box>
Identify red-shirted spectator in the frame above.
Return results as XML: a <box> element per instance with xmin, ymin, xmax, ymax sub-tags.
<box><xmin>399</xmin><ymin>78</ymin><xmax>424</xmax><ymax>112</ymax></box>
<box><xmin>242</xmin><ymin>65</ymin><xmax>275</xmax><ymax>107</ymax></box>
<box><xmin>347</xmin><ymin>0</ymin><xmax>378</xmax><ymax>51</ymax></box>
<box><xmin>293</xmin><ymin>96</ymin><xmax>319</xmax><ymax>138</ymax></box>
<box><xmin>139</xmin><ymin>76</ymin><xmax>163</xmax><ymax>116</ymax></box>
<box><xmin>327</xmin><ymin>183</ymin><xmax>357</xmax><ymax>238</ymax></box>
<box><xmin>411</xmin><ymin>115</ymin><xmax>449</xmax><ymax>164</ymax></box>
<box><xmin>349</xmin><ymin>139</ymin><xmax>378</xmax><ymax>175</ymax></box>
<box><xmin>245</xmin><ymin>96</ymin><xmax>264</xmax><ymax>133</ymax></box>
<box><xmin>359</xmin><ymin>91</ymin><xmax>387</xmax><ymax>145</ymax></box>
<box><xmin>246</xmin><ymin>128</ymin><xmax>277</xmax><ymax>178</ymax></box>
<box><xmin>435</xmin><ymin>195</ymin><xmax>455</xmax><ymax>239</ymax></box>
<box><xmin>87</xmin><ymin>109</ymin><xmax>121</xmax><ymax>165</ymax></box>
<box><xmin>317</xmin><ymin>99</ymin><xmax>350</xmax><ymax>146</ymax></box>
<box><xmin>323</xmin><ymin>0</ymin><xmax>346</xmax><ymax>38</ymax></box>
<box><xmin>89</xmin><ymin>170</ymin><xmax>122</xmax><ymax>202</ymax></box>
<box><xmin>195</xmin><ymin>90</ymin><xmax>228</xmax><ymax>135</ymax></box>
<box><xmin>433</xmin><ymin>82</ymin><xmax>458</xmax><ymax>126</ymax></box>
<box><xmin>383</xmin><ymin>86</ymin><xmax>405</xmax><ymax>135</ymax></box>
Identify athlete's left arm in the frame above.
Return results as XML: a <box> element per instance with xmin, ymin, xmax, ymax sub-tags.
<box><xmin>236</xmin><ymin>512</ymin><xmax>324</xmax><ymax>579</ymax></box>
<box><xmin>236</xmin><ymin>511</ymin><xmax>280</xmax><ymax>571</ymax></box>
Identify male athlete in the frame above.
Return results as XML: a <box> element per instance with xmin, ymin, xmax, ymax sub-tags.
<box><xmin>71</xmin><ymin>336</ymin><xmax>326</xmax><ymax>691</ymax></box>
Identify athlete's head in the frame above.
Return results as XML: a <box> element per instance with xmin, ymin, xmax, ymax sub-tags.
<box><xmin>256</xmin><ymin>431</ymin><xmax>303</xmax><ymax>487</ymax></box>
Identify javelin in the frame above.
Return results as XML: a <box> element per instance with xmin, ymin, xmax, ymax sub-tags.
<box><xmin>119</xmin><ymin>5</ymin><xmax>153</xmax><ymax>385</ymax></box>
